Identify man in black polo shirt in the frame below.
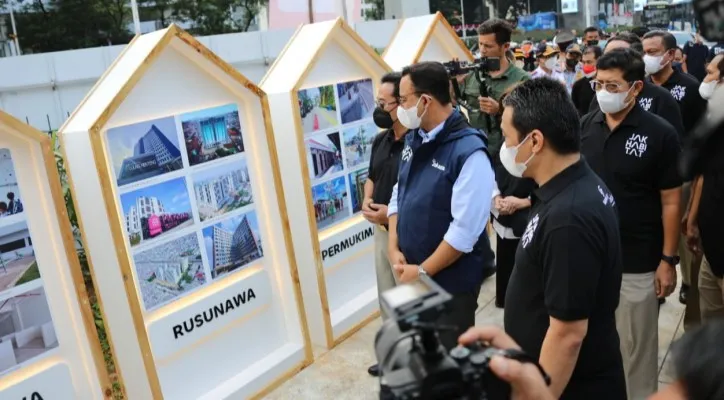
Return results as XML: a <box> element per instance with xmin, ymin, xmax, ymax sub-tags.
<box><xmin>363</xmin><ymin>72</ymin><xmax>408</xmax><ymax>377</ymax></box>
<box><xmin>643</xmin><ymin>30</ymin><xmax>707</xmax><ymax>136</ymax></box>
<box><xmin>501</xmin><ymin>78</ymin><xmax>625</xmax><ymax>399</ymax></box>
<box><xmin>581</xmin><ymin>48</ymin><xmax>682</xmax><ymax>399</ymax></box>
<box><xmin>589</xmin><ymin>33</ymin><xmax>685</xmax><ymax>137</ymax></box>
<box><xmin>683</xmin><ymin>30</ymin><xmax>709</xmax><ymax>82</ymax></box>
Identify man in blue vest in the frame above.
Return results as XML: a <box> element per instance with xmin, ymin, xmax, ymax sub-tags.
<box><xmin>387</xmin><ymin>61</ymin><xmax>496</xmax><ymax>350</ymax></box>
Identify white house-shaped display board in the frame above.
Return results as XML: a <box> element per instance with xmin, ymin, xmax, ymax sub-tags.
<box><xmin>261</xmin><ymin>18</ymin><xmax>391</xmax><ymax>349</ymax></box>
<box><xmin>383</xmin><ymin>12</ymin><xmax>473</xmax><ymax>71</ymax></box>
<box><xmin>0</xmin><ymin>111</ymin><xmax>106</xmax><ymax>399</ymax></box>
<box><xmin>59</xmin><ymin>25</ymin><xmax>312</xmax><ymax>399</ymax></box>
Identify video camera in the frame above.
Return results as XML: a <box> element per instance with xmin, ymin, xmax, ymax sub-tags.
<box><xmin>375</xmin><ymin>275</ymin><xmax>550</xmax><ymax>400</ymax></box>
<box><xmin>441</xmin><ymin>57</ymin><xmax>501</xmax><ymax>121</ymax></box>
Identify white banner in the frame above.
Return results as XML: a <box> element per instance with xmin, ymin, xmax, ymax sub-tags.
<box><xmin>562</xmin><ymin>0</ymin><xmax>579</xmax><ymax>14</ymax></box>
<box><xmin>0</xmin><ymin>363</ymin><xmax>76</xmax><ymax>400</ymax></box>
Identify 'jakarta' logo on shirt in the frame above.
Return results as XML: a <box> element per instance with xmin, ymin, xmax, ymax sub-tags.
<box><xmin>625</xmin><ymin>133</ymin><xmax>648</xmax><ymax>158</ymax></box>
<box><xmin>521</xmin><ymin>214</ymin><xmax>539</xmax><ymax>249</ymax></box>
<box><xmin>401</xmin><ymin>145</ymin><xmax>412</xmax><ymax>162</ymax></box>
<box><xmin>670</xmin><ymin>85</ymin><xmax>686</xmax><ymax>102</ymax></box>
<box><xmin>598</xmin><ymin>185</ymin><xmax>616</xmax><ymax>207</ymax></box>
<box><xmin>431</xmin><ymin>159</ymin><xmax>446</xmax><ymax>171</ymax></box>
<box><xmin>638</xmin><ymin>97</ymin><xmax>653</xmax><ymax>111</ymax></box>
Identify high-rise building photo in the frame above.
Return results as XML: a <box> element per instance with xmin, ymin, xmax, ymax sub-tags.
<box><xmin>191</xmin><ymin>161</ymin><xmax>254</xmax><ymax>222</ymax></box>
<box><xmin>181</xmin><ymin>103</ymin><xmax>245</xmax><ymax>166</ymax></box>
<box><xmin>202</xmin><ymin>211</ymin><xmax>263</xmax><ymax>279</ymax></box>
<box><xmin>106</xmin><ymin>116</ymin><xmax>184</xmax><ymax>186</ymax></box>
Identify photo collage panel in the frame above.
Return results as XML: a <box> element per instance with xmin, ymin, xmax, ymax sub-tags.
<box><xmin>0</xmin><ymin>149</ymin><xmax>59</xmax><ymax>378</ymax></box>
<box><xmin>106</xmin><ymin>104</ymin><xmax>265</xmax><ymax>312</ymax></box>
<box><xmin>299</xmin><ymin>78</ymin><xmax>376</xmax><ymax>233</ymax></box>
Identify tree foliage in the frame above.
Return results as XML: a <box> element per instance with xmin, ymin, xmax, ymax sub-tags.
<box><xmin>363</xmin><ymin>0</ymin><xmax>384</xmax><ymax>21</ymax></box>
<box><xmin>172</xmin><ymin>0</ymin><xmax>268</xmax><ymax>35</ymax></box>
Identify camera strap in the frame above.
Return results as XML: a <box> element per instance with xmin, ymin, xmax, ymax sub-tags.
<box><xmin>501</xmin><ymin>348</ymin><xmax>553</xmax><ymax>386</ymax></box>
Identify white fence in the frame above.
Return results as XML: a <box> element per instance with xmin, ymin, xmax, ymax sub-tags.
<box><xmin>0</xmin><ymin>19</ymin><xmax>400</xmax><ymax>132</ymax></box>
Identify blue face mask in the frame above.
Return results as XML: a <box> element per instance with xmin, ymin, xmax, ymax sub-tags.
<box><xmin>673</xmin><ymin>61</ymin><xmax>683</xmax><ymax>69</ymax></box>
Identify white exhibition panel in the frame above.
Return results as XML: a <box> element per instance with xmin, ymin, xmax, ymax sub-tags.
<box><xmin>384</xmin><ymin>13</ymin><xmax>473</xmax><ymax>71</ymax></box>
<box><xmin>60</xmin><ymin>26</ymin><xmax>309</xmax><ymax>399</ymax></box>
<box><xmin>262</xmin><ymin>19</ymin><xmax>390</xmax><ymax>348</ymax></box>
<box><xmin>0</xmin><ymin>118</ymin><xmax>101</xmax><ymax>398</ymax></box>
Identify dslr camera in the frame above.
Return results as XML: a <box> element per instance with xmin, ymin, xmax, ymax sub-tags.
<box><xmin>442</xmin><ymin>57</ymin><xmax>502</xmax><ymax>77</ymax></box>
<box><xmin>375</xmin><ymin>275</ymin><xmax>549</xmax><ymax>400</ymax></box>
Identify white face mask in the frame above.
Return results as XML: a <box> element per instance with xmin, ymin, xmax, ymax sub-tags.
<box><xmin>597</xmin><ymin>86</ymin><xmax>634</xmax><ymax>114</ymax></box>
<box><xmin>699</xmin><ymin>80</ymin><xmax>718</xmax><ymax>100</ymax></box>
<box><xmin>544</xmin><ymin>56</ymin><xmax>559</xmax><ymax>71</ymax></box>
<box><xmin>643</xmin><ymin>54</ymin><xmax>667</xmax><ymax>75</ymax></box>
<box><xmin>500</xmin><ymin>135</ymin><xmax>535</xmax><ymax>178</ymax></box>
<box><xmin>397</xmin><ymin>96</ymin><xmax>427</xmax><ymax>130</ymax></box>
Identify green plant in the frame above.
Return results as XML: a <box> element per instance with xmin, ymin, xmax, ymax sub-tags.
<box><xmin>50</xmin><ymin>131</ymin><xmax>124</xmax><ymax>399</ymax></box>
<box><xmin>15</xmin><ymin>261</ymin><xmax>40</xmax><ymax>286</ymax></box>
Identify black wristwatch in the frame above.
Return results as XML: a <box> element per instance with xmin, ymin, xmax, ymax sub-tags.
<box><xmin>661</xmin><ymin>254</ymin><xmax>680</xmax><ymax>267</ymax></box>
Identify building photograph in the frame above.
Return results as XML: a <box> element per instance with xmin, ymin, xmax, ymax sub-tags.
<box><xmin>0</xmin><ymin>218</ymin><xmax>38</xmax><ymax>295</ymax></box>
<box><xmin>106</xmin><ymin>116</ymin><xmax>184</xmax><ymax>186</ymax></box>
<box><xmin>132</xmin><ymin>232</ymin><xmax>206</xmax><ymax>311</ymax></box>
<box><xmin>311</xmin><ymin>176</ymin><xmax>350</xmax><ymax>231</ymax></box>
<box><xmin>337</xmin><ymin>78</ymin><xmax>374</xmax><ymax>125</ymax></box>
<box><xmin>298</xmin><ymin>84</ymin><xmax>338</xmax><ymax>133</ymax></box>
<box><xmin>305</xmin><ymin>132</ymin><xmax>343</xmax><ymax>180</ymax></box>
<box><xmin>181</xmin><ymin>103</ymin><xmax>244</xmax><ymax>167</ymax></box>
<box><xmin>348</xmin><ymin>168</ymin><xmax>368</xmax><ymax>214</ymax></box>
<box><xmin>342</xmin><ymin>122</ymin><xmax>377</xmax><ymax>168</ymax></box>
<box><xmin>120</xmin><ymin>177</ymin><xmax>194</xmax><ymax>246</ymax></box>
<box><xmin>191</xmin><ymin>161</ymin><xmax>253</xmax><ymax>222</ymax></box>
<box><xmin>0</xmin><ymin>149</ymin><xmax>24</xmax><ymax>219</ymax></box>
<box><xmin>0</xmin><ymin>287</ymin><xmax>58</xmax><ymax>377</ymax></box>
<box><xmin>202</xmin><ymin>211</ymin><xmax>263</xmax><ymax>279</ymax></box>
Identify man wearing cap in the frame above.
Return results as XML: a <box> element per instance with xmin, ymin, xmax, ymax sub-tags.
<box><xmin>562</xmin><ymin>44</ymin><xmax>585</xmax><ymax>94</ymax></box>
<box><xmin>531</xmin><ymin>45</ymin><xmax>566</xmax><ymax>85</ymax></box>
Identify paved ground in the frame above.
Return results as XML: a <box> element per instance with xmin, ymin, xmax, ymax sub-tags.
<box><xmin>0</xmin><ymin>257</ymin><xmax>36</xmax><ymax>291</ymax></box>
<box><xmin>266</xmin><ymin>269</ymin><xmax>687</xmax><ymax>399</ymax></box>
<box><xmin>303</xmin><ymin>107</ymin><xmax>339</xmax><ymax>132</ymax></box>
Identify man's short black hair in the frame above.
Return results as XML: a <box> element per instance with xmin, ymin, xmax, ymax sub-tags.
<box><xmin>583</xmin><ymin>45</ymin><xmax>603</xmax><ymax>59</ymax></box>
<box><xmin>401</xmin><ymin>62</ymin><xmax>452</xmax><ymax>105</ymax></box>
<box><xmin>502</xmin><ymin>78</ymin><xmax>580</xmax><ymax>155</ymax></box>
<box><xmin>671</xmin><ymin>319</ymin><xmax>724</xmax><ymax>399</ymax></box>
<box><xmin>631</xmin><ymin>26</ymin><xmax>650</xmax><ymax>38</ymax></box>
<box><xmin>584</xmin><ymin>26</ymin><xmax>599</xmax><ymax>35</ymax></box>
<box><xmin>380</xmin><ymin>71</ymin><xmax>401</xmax><ymax>99</ymax></box>
<box><xmin>477</xmin><ymin>18</ymin><xmax>513</xmax><ymax>46</ymax></box>
<box><xmin>643</xmin><ymin>30</ymin><xmax>678</xmax><ymax>51</ymax></box>
<box><xmin>597</xmin><ymin>48</ymin><xmax>646</xmax><ymax>82</ymax></box>
<box><xmin>606</xmin><ymin>32</ymin><xmax>644</xmax><ymax>55</ymax></box>
<box><xmin>6</xmin><ymin>192</ymin><xmax>14</xmax><ymax>200</ymax></box>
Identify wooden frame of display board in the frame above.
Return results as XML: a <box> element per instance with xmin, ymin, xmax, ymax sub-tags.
<box><xmin>0</xmin><ymin>111</ymin><xmax>110</xmax><ymax>399</ymax></box>
<box><xmin>59</xmin><ymin>24</ymin><xmax>313</xmax><ymax>399</ymax></box>
<box><xmin>383</xmin><ymin>12</ymin><xmax>473</xmax><ymax>71</ymax></box>
<box><xmin>260</xmin><ymin>18</ymin><xmax>391</xmax><ymax>350</ymax></box>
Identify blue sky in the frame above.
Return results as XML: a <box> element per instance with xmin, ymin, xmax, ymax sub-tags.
<box><xmin>202</xmin><ymin>211</ymin><xmax>260</xmax><ymax>266</ymax></box>
<box><xmin>180</xmin><ymin>103</ymin><xmax>238</xmax><ymax>123</ymax></box>
<box><xmin>120</xmin><ymin>177</ymin><xmax>191</xmax><ymax>215</ymax></box>
<box><xmin>312</xmin><ymin>176</ymin><xmax>347</xmax><ymax>202</ymax></box>
<box><xmin>192</xmin><ymin>159</ymin><xmax>248</xmax><ymax>185</ymax></box>
<box><xmin>106</xmin><ymin>116</ymin><xmax>180</xmax><ymax>174</ymax></box>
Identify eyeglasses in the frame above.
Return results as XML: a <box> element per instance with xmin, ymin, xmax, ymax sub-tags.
<box><xmin>590</xmin><ymin>80</ymin><xmax>632</xmax><ymax>92</ymax></box>
<box><xmin>376</xmin><ymin>99</ymin><xmax>398</xmax><ymax>109</ymax></box>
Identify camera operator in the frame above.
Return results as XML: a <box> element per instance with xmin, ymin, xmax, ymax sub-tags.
<box><xmin>459</xmin><ymin>319</ymin><xmax>724</xmax><ymax>400</ymax></box>
<box><xmin>363</xmin><ymin>72</ymin><xmax>408</xmax><ymax>378</ymax></box>
<box><xmin>588</xmin><ymin>33</ymin><xmax>686</xmax><ymax>138</ymax></box>
<box><xmin>387</xmin><ymin>61</ymin><xmax>495</xmax><ymax>350</ymax></box>
<box><xmin>581</xmin><ymin>48</ymin><xmax>683</xmax><ymax>399</ymax></box>
<box><xmin>460</xmin><ymin>18</ymin><xmax>529</xmax><ymax>157</ymax></box>
<box><xmin>500</xmin><ymin>78</ymin><xmax>626</xmax><ymax>399</ymax></box>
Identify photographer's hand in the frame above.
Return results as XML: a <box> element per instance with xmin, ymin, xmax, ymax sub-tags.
<box><xmin>478</xmin><ymin>96</ymin><xmax>500</xmax><ymax>115</ymax></box>
<box><xmin>459</xmin><ymin>327</ymin><xmax>555</xmax><ymax>400</ymax></box>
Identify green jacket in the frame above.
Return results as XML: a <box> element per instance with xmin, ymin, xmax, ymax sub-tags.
<box><xmin>460</xmin><ymin>64</ymin><xmax>529</xmax><ymax>156</ymax></box>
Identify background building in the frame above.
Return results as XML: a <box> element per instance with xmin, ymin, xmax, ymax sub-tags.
<box><xmin>125</xmin><ymin>196</ymin><xmax>165</xmax><ymax>235</ymax></box>
<box><xmin>307</xmin><ymin>140</ymin><xmax>338</xmax><ymax>178</ymax></box>
<box><xmin>230</xmin><ymin>216</ymin><xmax>261</xmax><ymax>267</ymax></box>
<box><xmin>211</xmin><ymin>225</ymin><xmax>233</xmax><ymax>269</ymax></box>
<box><xmin>194</xmin><ymin>169</ymin><xmax>249</xmax><ymax>211</ymax></box>
<box><xmin>117</xmin><ymin>125</ymin><xmax>182</xmax><ymax>184</ymax></box>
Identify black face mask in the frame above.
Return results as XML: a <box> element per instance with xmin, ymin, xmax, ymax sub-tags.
<box><xmin>566</xmin><ymin>58</ymin><xmax>579</xmax><ymax>69</ymax></box>
<box><xmin>373</xmin><ymin>106</ymin><xmax>395</xmax><ymax>129</ymax></box>
<box><xmin>587</xmin><ymin>39</ymin><xmax>599</xmax><ymax>46</ymax></box>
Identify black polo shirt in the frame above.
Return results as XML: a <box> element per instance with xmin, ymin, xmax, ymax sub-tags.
<box><xmin>504</xmin><ymin>159</ymin><xmax>625</xmax><ymax>400</ymax></box>
<box><xmin>572</xmin><ymin>76</ymin><xmax>595</xmax><ymax>117</ymax></box>
<box><xmin>368</xmin><ymin>129</ymin><xmax>406</xmax><ymax>205</ymax></box>
<box><xmin>648</xmin><ymin>69</ymin><xmax>707</xmax><ymax>136</ymax></box>
<box><xmin>683</xmin><ymin>41</ymin><xmax>710</xmax><ymax>82</ymax></box>
<box><xmin>588</xmin><ymin>80</ymin><xmax>685</xmax><ymax>137</ymax></box>
<box><xmin>581</xmin><ymin>105</ymin><xmax>682</xmax><ymax>274</ymax></box>
<box><xmin>698</xmin><ymin>131</ymin><xmax>724</xmax><ymax>277</ymax></box>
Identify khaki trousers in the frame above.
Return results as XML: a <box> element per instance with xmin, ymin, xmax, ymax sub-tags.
<box><xmin>698</xmin><ymin>256</ymin><xmax>724</xmax><ymax>323</ymax></box>
<box><xmin>374</xmin><ymin>226</ymin><xmax>397</xmax><ymax>320</ymax></box>
<box><xmin>616</xmin><ymin>272</ymin><xmax>659</xmax><ymax>400</ymax></box>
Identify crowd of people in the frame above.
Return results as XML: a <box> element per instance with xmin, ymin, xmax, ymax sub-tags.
<box><xmin>364</xmin><ymin>18</ymin><xmax>724</xmax><ymax>400</ymax></box>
